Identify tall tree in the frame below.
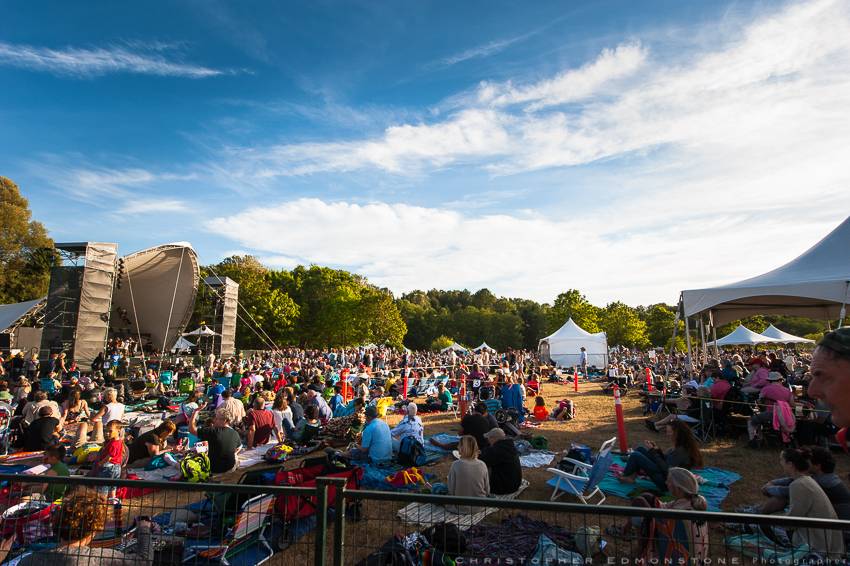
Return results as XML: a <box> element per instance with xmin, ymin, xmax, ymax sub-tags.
<box><xmin>548</xmin><ymin>289</ymin><xmax>601</xmax><ymax>333</ymax></box>
<box><xmin>602</xmin><ymin>301</ymin><xmax>650</xmax><ymax>348</ymax></box>
<box><xmin>0</xmin><ymin>177</ymin><xmax>54</xmax><ymax>303</ymax></box>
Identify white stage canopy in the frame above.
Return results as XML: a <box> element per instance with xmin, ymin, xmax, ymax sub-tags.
<box><xmin>473</xmin><ymin>342</ymin><xmax>495</xmax><ymax>352</ymax></box>
<box><xmin>682</xmin><ymin>216</ymin><xmax>850</xmax><ymax>324</ymax></box>
<box><xmin>539</xmin><ymin>318</ymin><xmax>608</xmax><ymax>368</ymax></box>
<box><xmin>713</xmin><ymin>324</ymin><xmax>773</xmax><ymax>346</ymax></box>
<box><xmin>440</xmin><ymin>342</ymin><xmax>468</xmax><ymax>354</ymax></box>
<box><xmin>172</xmin><ymin>336</ymin><xmax>195</xmax><ymax>351</ymax></box>
<box><xmin>0</xmin><ymin>298</ymin><xmax>45</xmax><ymax>332</ymax></box>
<box><xmin>760</xmin><ymin>324</ymin><xmax>815</xmax><ymax>344</ymax></box>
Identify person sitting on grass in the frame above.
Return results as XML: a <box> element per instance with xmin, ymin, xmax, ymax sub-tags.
<box><xmin>127</xmin><ymin>420</ymin><xmax>176</xmax><ymax>468</ymax></box>
<box><xmin>288</xmin><ymin>404</ymin><xmax>322</xmax><ymax>445</ymax></box>
<box><xmin>391</xmin><ymin>402</ymin><xmax>424</xmax><ymax>451</ymax></box>
<box><xmin>532</xmin><ymin>396</ymin><xmax>549</xmax><ymax>421</ymax></box>
<box><xmin>618</xmin><ymin>420</ymin><xmax>703</xmax><ymax>491</ymax></box>
<box><xmin>350</xmin><ymin>405</ymin><xmax>392</xmax><ymax>464</ymax></box>
<box><xmin>23</xmin><ymin>406</ymin><xmax>61</xmax><ymax>451</ymax></box>
<box><xmin>188</xmin><ymin>407</ymin><xmax>242</xmax><ymax>474</ymax></box>
<box><xmin>245</xmin><ymin>397</ymin><xmax>276</xmax><ymax>448</ymax></box>
<box><xmin>447</xmin><ymin>435</ymin><xmax>490</xmax><ymax>514</ymax></box>
<box><xmin>417</xmin><ymin>381</ymin><xmax>452</xmax><ymax>412</ymax></box>
<box><xmin>479</xmin><ymin>427</ymin><xmax>522</xmax><ymax>495</ymax></box>
<box><xmin>30</xmin><ymin>444</ymin><xmax>70</xmax><ymax>503</ymax></box>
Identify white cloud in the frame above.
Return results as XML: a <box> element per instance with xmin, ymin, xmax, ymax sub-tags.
<box><xmin>208</xmin><ymin>198</ymin><xmax>849</xmax><ymax>306</ymax></box>
<box><xmin>118</xmin><ymin>199</ymin><xmax>190</xmax><ymax>214</ymax></box>
<box><xmin>213</xmin><ymin>0</ymin><xmax>850</xmax><ymax>182</ymax></box>
<box><xmin>0</xmin><ymin>40</ymin><xmax>227</xmax><ymax>78</ymax></box>
<box><xmin>436</xmin><ymin>34</ymin><xmax>532</xmax><ymax>68</ymax></box>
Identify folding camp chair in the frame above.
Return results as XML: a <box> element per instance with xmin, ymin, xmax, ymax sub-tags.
<box><xmin>184</xmin><ymin>494</ymin><xmax>276</xmax><ymax>565</ymax></box>
<box><xmin>546</xmin><ymin>437</ymin><xmax>615</xmax><ymax>504</ymax></box>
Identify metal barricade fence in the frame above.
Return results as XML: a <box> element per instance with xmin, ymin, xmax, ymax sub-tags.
<box><xmin>1</xmin><ymin>473</ymin><xmax>849</xmax><ymax>565</ymax></box>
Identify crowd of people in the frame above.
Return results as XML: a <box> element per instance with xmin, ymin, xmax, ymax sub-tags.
<box><xmin>1</xmin><ymin>328</ymin><xmax>850</xmax><ymax>562</ymax></box>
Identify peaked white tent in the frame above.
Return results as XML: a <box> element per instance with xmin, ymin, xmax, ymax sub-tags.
<box><xmin>682</xmin><ymin>216</ymin><xmax>850</xmax><ymax>325</ymax></box>
<box><xmin>760</xmin><ymin>324</ymin><xmax>815</xmax><ymax>344</ymax></box>
<box><xmin>712</xmin><ymin>324</ymin><xmax>773</xmax><ymax>346</ymax></box>
<box><xmin>171</xmin><ymin>336</ymin><xmax>195</xmax><ymax>352</ymax></box>
<box><xmin>538</xmin><ymin>318</ymin><xmax>608</xmax><ymax>368</ymax></box>
<box><xmin>440</xmin><ymin>342</ymin><xmax>468</xmax><ymax>354</ymax></box>
<box><xmin>183</xmin><ymin>325</ymin><xmax>219</xmax><ymax>337</ymax></box>
<box><xmin>473</xmin><ymin>342</ymin><xmax>495</xmax><ymax>352</ymax></box>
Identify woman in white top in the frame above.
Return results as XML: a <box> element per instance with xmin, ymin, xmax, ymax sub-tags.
<box><xmin>77</xmin><ymin>388</ymin><xmax>125</xmax><ymax>445</ymax></box>
<box><xmin>271</xmin><ymin>395</ymin><xmax>294</xmax><ymax>442</ymax></box>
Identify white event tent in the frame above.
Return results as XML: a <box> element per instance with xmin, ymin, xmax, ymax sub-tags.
<box><xmin>760</xmin><ymin>324</ymin><xmax>815</xmax><ymax>344</ymax></box>
<box><xmin>682</xmin><ymin>216</ymin><xmax>850</xmax><ymax>325</ymax></box>
<box><xmin>679</xmin><ymin>216</ymin><xmax>850</xmax><ymax>371</ymax></box>
<box><xmin>440</xmin><ymin>342</ymin><xmax>468</xmax><ymax>354</ymax></box>
<box><xmin>538</xmin><ymin>318</ymin><xmax>608</xmax><ymax>368</ymax></box>
<box><xmin>473</xmin><ymin>342</ymin><xmax>495</xmax><ymax>352</ymax></box>
<box><xmin>712</xmin><ymin>324</ymin><xmax>773</xmax><ymax>346</ymax></box>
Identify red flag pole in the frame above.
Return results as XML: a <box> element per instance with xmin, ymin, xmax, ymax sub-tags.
<box><xmin>613</xmin><ymin>384</ymin><xmax>629</xmax><ymax>453</ymax></box>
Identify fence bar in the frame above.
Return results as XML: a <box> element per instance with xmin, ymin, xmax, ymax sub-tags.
<box><xmin>328</xmin><ymin>477</ymin><xmax>348</xmax><ymax>566</ymax></box>
<box><xmin>314</xmin><ymin>477</ymin><xmax>330</xmax><ymax>566</ymax></box>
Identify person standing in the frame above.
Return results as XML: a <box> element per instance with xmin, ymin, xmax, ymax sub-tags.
<box><xmin>579</xmin><ymin>347</ymin><xmax>588</xmax><ymax>377</ymax></box>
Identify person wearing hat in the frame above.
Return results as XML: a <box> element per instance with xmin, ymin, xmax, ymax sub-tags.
<box><xmin>479</xmin><ymin>427</ymin><xmax>522</xmax><ymax>495</ymax></box>
<box><xmin>0</xmin><ymin>388</ymin><xmax>12</xmax><ymax>412</ymax></box>
<box><xmin>391</xmin><ymin>403</ymin><xmax>424</xmax><ymax>451</ymax></box>
<box><xmin>808</xmin><ymin>328</ymin><xmax>850</xmax><ymax>429</ymax></box>
<box><xmin>352</xmin><ymin>405</ymin><xmax>392</xmax><ymax>464</ymax></box>
<box><xmin>746</xmin><ymin>371</ymin><xmax>794</xmax><ymax>447</ymax></box>
<box><xmin>741</xmin><ymin>357</ymin><xmax>770</xmax><ymax>395</ymax></box>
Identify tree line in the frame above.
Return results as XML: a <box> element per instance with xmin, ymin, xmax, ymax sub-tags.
<box><xmin>0</xmin><ymin>176</ymin><xmax>831</xmax><ymax>352</ymax></box>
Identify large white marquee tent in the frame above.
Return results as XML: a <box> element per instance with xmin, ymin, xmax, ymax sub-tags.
<box><xmin>539</xmin><ymin>318</ymin><xmax>608</xmax><ymax>368</ymax></box>
<box><xmin>682</xmin><ymin>216</ymin><xmax>850</xmax><ymax>325</ymax></box>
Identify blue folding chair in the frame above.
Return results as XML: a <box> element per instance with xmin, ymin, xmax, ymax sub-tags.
<box><xmin>546</xmin><ymin>437</ymin><xmax>616</xmax><ymax>504</ymax></box>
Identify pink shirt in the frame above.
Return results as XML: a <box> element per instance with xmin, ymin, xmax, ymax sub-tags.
<box><xmin>759</xmin><ymin>382</ymin><xmax>793</xmax><ymax>406</ymax></box>
<box><xmin>747</xmin><ymin>367</ymin><xmax>770</xmax><ymax>389</ymax></box>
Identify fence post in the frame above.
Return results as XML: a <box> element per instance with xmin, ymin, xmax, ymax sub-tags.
<box><xmin>315</xmin><ymin>478</ymin><xmax>329</xmax><ymax>566</ymax></box>
<box><xmin>329</xmin><ymin>477</ymin><xmax>348</xmax><ymax>566</ymax></box>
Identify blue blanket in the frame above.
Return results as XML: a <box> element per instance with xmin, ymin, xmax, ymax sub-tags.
<box><xmin>595</xmin><ymin>455</ymin><xmax>740</xmax><ymax>511</ymax></box>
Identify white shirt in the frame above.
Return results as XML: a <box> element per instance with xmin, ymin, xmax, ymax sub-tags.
<box><xmin>103</xmin><ymin>402</ymin><xmax>125</xmax><ymax>424</ymax></box>
<box><xmin>391</xmin><ymin>415</ymin><xmax>424</xmax><ymax>444</ymax></box>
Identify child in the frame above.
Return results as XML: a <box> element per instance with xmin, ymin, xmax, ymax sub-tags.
<box><xmin>551</xmin><ymin>399</ymin><xmax>575</xmax><ymax>421</ymax></box>
<box><xmin>533</xmin><ymin>396</ymin><xmax>549</xmax><ymax>421</ymax></box>
<box><xmin>39</xmin><ymin>445</ymin><xmax>70</xmax><ymax>502</ymax></box>
<box><xmin>96</xmin><ymin>420</ymin><xmax>125</xmax><ymax>496</ymax></box>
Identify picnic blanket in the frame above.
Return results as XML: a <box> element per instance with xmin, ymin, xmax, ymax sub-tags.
<box><xmin>725</xmin><ymin>533</ymin><xmax>814</xmax><ymax>562</ymax></box>
<box><xmin>357</xmin><ymin>462</ymin><xmax>437</xmax><ymax>491</ymax></box>
<box><xmin>423</xmin><ymin>433</ymin><xmax>458</xmax><ymax>464</ymax></box>
<box><xmin>396</xmin><ymin>479</ymin><xmax>529</xmax><ymax>530</ymax></box>
<box><xmin>519</xmin><ymin>451</ymin><xmax>555</xmax><ymax>468</ymax></box>
<box><xmin>597</xmin><ymin>455</ymin><xmax>740</xmax><ymax>511</ymax></box>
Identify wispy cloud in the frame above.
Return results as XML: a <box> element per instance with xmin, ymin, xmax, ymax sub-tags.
<box><xmin>118</xmin><ymin>199</ymin><xmax>190</xmax><ymax>214</ymax></box>
<box><xmin>436</xmin><ymin>35</ymin><xmax>530</xmax><ymax>68</ymax></box>
<box><xmin>0</xmin><ymin>40</ymin><xmax>229</xmax><ymax>78</ymax></box>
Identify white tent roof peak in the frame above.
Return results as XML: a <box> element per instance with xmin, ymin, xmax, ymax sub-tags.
<box><xmin>440</xmin><ymin>342</ymin><xmax>467</xmax><ymax>353</ymax></box>
<box><xmin>473</xmin><ymin>342</ymin><xmax>495</xmax><ymax>352</ymax></box>
<box><xmin>713</xmin><ymin>324</ymin><xmax>773</xmax><ymax>346</ymax></box>
<box><xmin>682</xmin><ymin>216</ymin><xmax>850</xmax><ymax>324</ymax></box>
<box><xmin>541</xmin><ymin>318</ymin><xmax>605</xmax><ymax>341</ymax></box>
<box><xmin>760</xmin><ymin>324</ymin><xmax>815</xmax><ymax>344</ymax></box>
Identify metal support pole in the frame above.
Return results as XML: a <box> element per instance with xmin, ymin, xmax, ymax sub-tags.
<box><xmin>699</xmin><ymin>314</ymin><xmax>707</xmax><ymax>369</ymax></box>
<box><xmin>315</xmin><ymin>478</ymin><xmax>329</xmax><ymax>566</ymax></box>
<box><xmin>329</xmin><ymin>477</ymin><xmax>348</xmax><ymax>566</ymax></box>
<box><xmin>684</xmin><ymin>315</ymin><xmax>693</xmax><ymax>378</ymax></box>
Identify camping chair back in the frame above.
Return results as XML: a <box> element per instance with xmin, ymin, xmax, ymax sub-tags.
<box><xmin>194</xmin><ymin>494</ymin><xmax>276</xmax><ymax>564</ymax></box>
<box><xmin>584</xmin><ymin>452</ymin><xmax>613</xmax><ymax>494</ymax></box>
<box><xmin>158</xmin><ymin>371</ymin><xmax>173</xmax><ymax>387</ymax></box>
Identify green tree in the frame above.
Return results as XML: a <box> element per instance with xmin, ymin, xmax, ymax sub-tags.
<box><xmin>602</xmin><ymin>301</ymin><xmax>650</xmax><ymax>348</ymax></box>
<box><xmin>430</xmin><ymin>335</ymin><xmax>455</xmax><ymax>351</ymax></box>
<box><xmin>643</xmin><ymin>304</ymin><xmax>681</xmax><ymax>347</ymax></box>
<box><xmin>548</xmin><ymin>290</ymin><xmax>601</xmax><ymax>333</ymax></box>
<box><xmin>209</xmin><ymin>256</ymin><xmax>299</xmax><ymax>349</ymax></box>
<box><xmin>0</xmin><ymin>177</ymin><xmax>54</xmax><ymax>303</ymax></box>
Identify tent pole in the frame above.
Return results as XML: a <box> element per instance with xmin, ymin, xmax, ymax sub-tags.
<box><xmin>684</xmin><ymin>315</ymin><xmax>693</xmax><ymax>378</ymax></box>
<box><xmin>710</xmin><ymin>311</ymin><xmax>719</xmax><ymax>357</ymax></box>
<box><xmin>839</xmin><ymin>281</ymin><xmax>849</xmax><ymax>327</ymax></box>
<box><xmin>666</xmin><ymin>311</ymin><xmax>680</xmax><ymax>387</ymax></box>
<box><xmin>699</xmin><ymin>314</ymin><xmax>707</xmax><ymax>368</ymax></box>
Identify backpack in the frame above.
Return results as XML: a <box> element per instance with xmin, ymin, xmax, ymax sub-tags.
<box><xmin>263</xmin><ymin>442</ymin><xmax>294</xmax><ymax>463</ymax></box>
<box><xmin>397</xmin><ymin>435</ymin><xmax>425</xmax><ymax>467</ymax></box>
<box><xmin>180</xmin><ymin>452</ymin><xmax>211</xmax><ymax>483</ymax></box>
<box><xmin>421</xmin><ymin>522</ymin><xmax>467</xmax><ymax>557</ymax></box>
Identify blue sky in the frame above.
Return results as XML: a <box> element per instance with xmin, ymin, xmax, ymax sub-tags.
<box><xmin>3</xmin><ymin>0</ymin><xmax>850</xmax><ymax>306</ymax></box>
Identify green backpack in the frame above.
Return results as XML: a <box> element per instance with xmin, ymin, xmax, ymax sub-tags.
<box><xmin>180</xmin><ymin>452</ymin><xmax>211</xmax><ymax>483</ymax></box>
